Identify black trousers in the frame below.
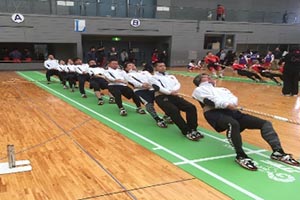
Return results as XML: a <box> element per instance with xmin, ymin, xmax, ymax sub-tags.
<box><xmin>46</xmin><ymin>69</ymin><xmax>60</xmax><ymax>82</ymax></box>
<box><xmin>66</xmin><ymin>72</ymin><xmax>77</xmax><ymax>88</ymax></box>
<box><xmin>237</xmin><ymin>69</ymin><xmax>261</xmax><ymax>81</ymax></box>
<box><xmin>89</xmin><ymin>77</ymin><xmax>108</xmax><ymax>91</ymax></box>
<box><xmin>216</xmin><ymin>14</ymin><xmax>225</xmax><ymax>21</ymax></box>
<box><xmin>135</xmin><ymin>90</ymin><xmax>155</xmax><ymax>104</ymax></box>
<box><xmin>108</xmin><ymin>85</ymin><xmax>141</xmax><ymax>109</ymax></box>
<box><xmin>58</xmin><ymin>71</ymin><xmax>67</xmax><ymax>86</ymax></box>
<box><xmin>260</xmin><ymin>71</ymin><xmax>282</xmax><ymax>84</ymax></box>
<box><xmin>155</xmin><ymin>95</ymin><xmax>198</xmax><ymax>135</ymax></box>
<box><xmin>77</xmin><ymin>74</ymin><xmax>90</xmax><ymax>95</ymax></box>
<box><xmin>282</xmin><ymin>70</ymin><xmax>299</xmax><ymax>95</ymax></box>
<box><xmin>204</xmin><ymin>109</ymin><xmax>282</xmax><ymax>157</ymax></box>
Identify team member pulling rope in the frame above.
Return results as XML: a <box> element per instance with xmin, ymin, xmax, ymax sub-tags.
<box><xmin>192</xmin><ymin>73</ymin><xmax>299</xmax><ymax>171</ymax></box>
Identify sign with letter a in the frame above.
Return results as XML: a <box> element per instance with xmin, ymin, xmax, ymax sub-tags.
<box><xmin>74</xmin><ymin>19</ymin><xmax>86</xmax><ymax>32</ymax></box>
<box><xmin>11</xmin><ymin>13</ymin><xmax>24</xmax><ymax>23</ymax></box>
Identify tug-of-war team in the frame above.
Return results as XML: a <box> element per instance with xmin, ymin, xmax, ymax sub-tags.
<box><xmin>43</xmin><ymin>47</ymin><xmax>300</xmax><ymax>171</ymax></box>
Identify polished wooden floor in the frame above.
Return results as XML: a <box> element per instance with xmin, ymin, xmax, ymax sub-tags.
<box><xmin>0</xmin><ymin>70</ymin><xmax>299</xmax><ymax>199</ymax></box>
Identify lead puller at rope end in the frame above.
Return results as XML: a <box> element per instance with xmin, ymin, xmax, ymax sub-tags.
<box><xmin>192</xmin><ymin>73</ymin><xmax>299</xmax><ymax>171</ymax></box>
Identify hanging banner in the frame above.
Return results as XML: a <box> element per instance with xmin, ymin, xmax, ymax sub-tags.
<box><xmin>74</xmin><ymin>19</ymin><xmax>86</xmax><ymax>32</ymax></box>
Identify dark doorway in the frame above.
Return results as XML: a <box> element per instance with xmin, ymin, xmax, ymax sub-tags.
<box><xmin>82</xmin><ymin>35</ymin><xmax>171</xmax><ymax>67</ymax></box>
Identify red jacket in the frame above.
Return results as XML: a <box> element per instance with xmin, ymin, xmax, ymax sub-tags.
<box><xmin>232</xmin><ymin>63</ymin><xmax>246</xmax><ymax>70</ymax></box>
<box><xmin>205</xmin><ymin>55</ymin><xmax>219</xmax><ymax>64</ymax></box>
<box><xmin>151</xmin><ymin>53</ymin><xmax>158</xmax><ymax>63</ymax></box>
<box><xmin>217</xmin><ymin>6</ymin><xmax>225</xmax><ymax>15</ymax></box>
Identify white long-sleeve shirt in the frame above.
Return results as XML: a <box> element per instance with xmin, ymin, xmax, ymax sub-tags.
<box><xmin>89</xmin><ymin>67</ymin><xmax>106</xmax><ymax>77</ymax></box>
<box><xmin>104</xmin><ymin>67</ymin><xmax>128</xmax><ymax>86</ymax></box>
<box><xmin>57</xmin><ymin>64</ymin><xmax>65</xmax><ymax>72</ymax></box>
<box><xmin>150</xmin><ymin>72</ymin><xmax>181</xmax><ymax>95</ymax></box>
<box><xmin>126</xmin><ymin>70</ymin><xmax>153</xmax><ymax>91</ymax></box>
<box><xmin>192</xmin><ymin>81</ymin><xmax>238</xmax><ymax>109</ymax></box>
<box><xmin>44</xmin><ymin>59</ymin><xmax>59</xmax><ymax>70</ymax></box>
<box><xmin>75</xmin><ymin>64</ymin><xmax>89</xmax><ymax>74</ymax></box>
<box><xmin>65</xmin><ymin>64</ymin><xmax>76</xmax><ymax>73</ymax></box>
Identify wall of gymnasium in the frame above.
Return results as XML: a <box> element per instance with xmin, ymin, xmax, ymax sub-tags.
<box><xmin>171</xmin><ymin>0</ymin><xmax>300</xmax><ymax>11</ymax></box>
<box><xmin>1</xmin><ymin>13</ymin><xmax>300</xmax><ymax>67</ymax></box>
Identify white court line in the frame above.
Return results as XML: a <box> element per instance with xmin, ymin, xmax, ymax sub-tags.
<box><xmin>174</xmin><ymin>149</ymin><xmax>267</xmax><ymax>165</ymax></box>
<box><xmin>21</xmin><ymin>72</ymin><xmax>264</xmax><ymax>200</ymax></box>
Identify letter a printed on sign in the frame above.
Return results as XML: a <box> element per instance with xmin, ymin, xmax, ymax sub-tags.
<box><xmin>11</xmin><ymin>13</ymin><xmax>24</xmax><ymax>23</ymax></box>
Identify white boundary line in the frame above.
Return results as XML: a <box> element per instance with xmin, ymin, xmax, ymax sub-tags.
<box><xmin>20</xmin><ymin>72</ymin><xmax>265</xmax><ymax>200</ymax></box>
<box><xmin>174</xmin><ymin>149</ymin><xmax>267</xmax><ymax>165</ymax></box>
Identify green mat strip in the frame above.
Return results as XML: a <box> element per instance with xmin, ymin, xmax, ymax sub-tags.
<box><xmin>168</xmin><ymin>70</ymin><xmax>280</xmax><ymax>85</ymax></box>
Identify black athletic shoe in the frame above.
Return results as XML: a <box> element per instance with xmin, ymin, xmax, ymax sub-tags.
<box><xmin>98</xmin><ymin>98</ymin><xmax>104</xmax><ymax>105</ymax></box>
<box><xmin>235</xmin><ymin>157</ymin><xmax>257</xmax><ymax>171</ymax></box>
<box><xmin>109</xmin><ymin>97</ymin><xmax>116</xmax><ymax>104</ymax></box>
<box><xmin>120</xmin><ymin>108</ymin><xmax>127</xmax><ymax>116</ymax></box>
<box><xmin>163</xmin><ymin>115</ymin><xmax>174</xmax><ymax>124</ymax></box>
<box><xmin>271</xmin><ymin>151</ymin><xmax>300</xmax><ymax>166</ymax></box>
<box><xmin>156</xmin><ymin>119</ymin><xmax>168</xmax><ymax>128</ymax></box>
<box><xmin>185</xmin><ymin>131</ymin><xmax>202</xmax><ymax>141</ymax></box>
<box><xmin>191</xmin><ymin>130</ymin><xmax>204</xmax><ymax>139</ymax></box>
<box><xmin>81</xmin><ymin>94</ymin><xmax>87</xmax><ymax>98</ymax></box>
<box><xmin>136</xmin><ymin>108</ymin><xmax>146</xmax><ymax>114</ymax></box>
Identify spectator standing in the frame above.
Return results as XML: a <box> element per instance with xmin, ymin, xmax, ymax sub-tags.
<box><xmin>120</xmin><ymin>49</ymin><xmax>129</xmax><ymax>66</ymax></box>
<box><xmin>151</xmin><ymin>48</ymin><xmax>159</xmax><ymax>65</ymax></box>
<box><xmin>128</xmin><ymin>49</ymin><xmax>136</xmax><ymax>63</ymax></box>
<box><xmin>216</xmin><ymin>4</ymin><xmax>225</xmax><ymax>21</ymax></box>
<box><xmin>273</xmin><ymin>48</ymin><xmax>282</xmax><ymax>69</ymax></box>
<box><xmin>224</xmin><ymin>50</ymin><xmax>236</xmax><ymax>66</ymax></box>
<box><xmin>96</xmin><ymin>46</ymin><xmax>106</xmax><ymax>67</ymax></box>
<box><xmin>86</xmin><ymin>47</ymin><xmax>97</xmax><ymax>62</ymax></box>
<box><xmin>159</xmin><ymin>50</ymin><xmax>168</xmax><ymax>65</ymax></box>
<box><xmin>207</xmin><ymin>11</ymin><xmax>213</xmax><ymax>20</ymax></box>
<box><xmin>108</xmin><ymin>47</ymin><xmax>118</xmax><ymax>61</ymax></box>
<box><xmin>282</xmin><ymin>47</ymin><xmax>300</xmax><ymax>96</ymax></box>
<box><xmin>282</xmin><ymin>11</ymin><xmax>288</xmax><ymax>23</ymax></box>
<box><xmin>216</xmin><ymin>49</ymin><xmax>226</xmax><ymax>65</ymax></box>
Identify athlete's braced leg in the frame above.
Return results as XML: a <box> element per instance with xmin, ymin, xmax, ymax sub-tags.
<box><xmin>261</xmin><ymin>121</ymin><xmax>283</xmax><ymax>151</ymax></box>
<box><xmin>215</xmin><ymin>115</ymin><xmax>246</xmax><ymax>157</ymax></box>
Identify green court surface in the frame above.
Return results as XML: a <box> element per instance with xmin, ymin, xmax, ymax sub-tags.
<box><xmin>18</xmin><ymin>71</ymin><xmax>300</xmax><ymax>200</ymax></box>
<box><xmin>168</xmin><ymin>70</ymin><xmax>280</xmax><ymax>85</ymax></box>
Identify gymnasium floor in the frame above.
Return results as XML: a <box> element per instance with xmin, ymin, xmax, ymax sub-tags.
<box><xmin>1</xmin><ymin>69</ymin><xmax>299</xmax><ymax>199</ymax></box>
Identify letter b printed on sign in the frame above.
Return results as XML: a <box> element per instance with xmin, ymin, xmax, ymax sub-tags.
<box><xmin>130</xmin><ymin>19</ymin><xmax>141</xmax><ymax>28</ymax></box>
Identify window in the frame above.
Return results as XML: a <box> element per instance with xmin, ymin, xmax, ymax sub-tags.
<box><xmin>204</xmin><ymin>34</ymin><xmax>235</xmax><ymax>50</ymax></box>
